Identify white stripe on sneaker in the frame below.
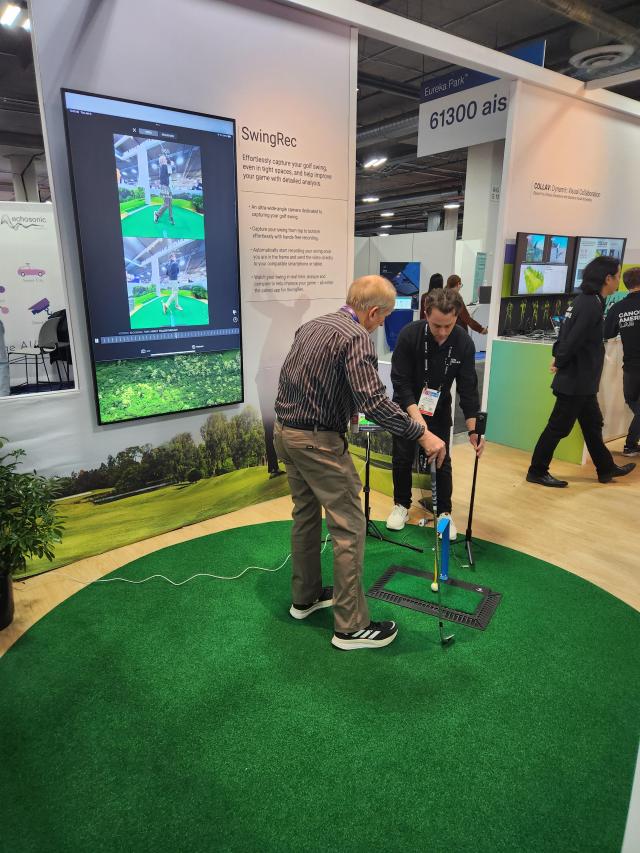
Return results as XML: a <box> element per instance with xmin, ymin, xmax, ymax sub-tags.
<box><xmin>352</xmin><ymin>630</ymin><xmax>365</xmax><ymax>638</ymax></box>
<box><xmin>368</xmin><ymin>631</ymin><xmax>380</xmax><ymax>639</ymax></box>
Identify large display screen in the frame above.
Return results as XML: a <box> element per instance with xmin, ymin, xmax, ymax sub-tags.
<box><xmin>512</xmin><ymin>233</ymin><xmax>575</xmax><ymax>295</ymax></box>
<box><xmin>571</xmin><ymin>235</ymin><xmax>627</xmax><ymax>291</ymax></box>
<box><xmin>62</xmin><ymin>90</ymin><xmax>243</xmax><ymax>424</ymax></box>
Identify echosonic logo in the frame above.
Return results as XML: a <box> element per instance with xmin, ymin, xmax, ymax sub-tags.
<box><xmin>0</xmin><ymin>214</ymin><xmax>46</xmax><ymax>230</ymax></box>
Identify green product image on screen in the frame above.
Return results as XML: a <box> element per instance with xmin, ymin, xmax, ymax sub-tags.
<box><xmin>120</xmin><ymin>200</ymin><xmax>204</xmax><ymax>241</ymax></box>
<box><xmin>524</xmin><ymin>266</ymin><xmax>545</xmax><ymax>294</ymax></box>
<box><xmin>95</xmin><ymin>350</ymin><xmax>242</xmax><ymax>423</ymax></box>
<box><xmin>129</xmin><ymin>292</ymin><xmax>209</xmax><ymax>330</ymax></box>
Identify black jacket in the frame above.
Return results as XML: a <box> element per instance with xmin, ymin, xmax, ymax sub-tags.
<box><xmin>391</xmin><ymin>320</ymin><xmax>479</xmax><ymax>424</ymax></box>
<box><xmin>603</xmin><ymin>291</ymin><xmax>640</xmax><ymax>371</ymax></box>
<box><xmin>552</xmin><ymin>292</ymin><xmax>605</xmax><ymax>396</ymax></box>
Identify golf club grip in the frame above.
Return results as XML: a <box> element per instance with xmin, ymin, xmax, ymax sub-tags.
<box><xmin>430</xmin><ymin>459</ymin><xmax>438</xmax><ymax>517</ymax></box>
<box><xmin>475</xmin><ymin>411</ymin><xmax>487</xmax><ymax>437</ymax></box>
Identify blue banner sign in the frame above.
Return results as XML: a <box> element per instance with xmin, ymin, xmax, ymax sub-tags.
<box><xmin>421</xmin><ymin>40</ymin><xmax>546</xmax><ymax>104</ymax></box>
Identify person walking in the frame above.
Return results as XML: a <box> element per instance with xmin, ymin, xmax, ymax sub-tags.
<box><xmin>527</xmin><ymin>256</ymin><xmax>635</xmax><ymax>486</ymax></box>
<box><xmin>604</xmin><ymin>267</ymin><xmax>640</xmax><ymax>457</ymax></box>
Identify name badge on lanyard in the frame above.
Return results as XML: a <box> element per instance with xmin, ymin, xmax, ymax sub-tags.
<box><xmin>418</xmin><ymin>387</ymin><xmax>440</xmax><ymax>416</ymax></box>
<box><xmin>419</xmin><ymin>333</ymin><xmax>452</xmax><ymax>416</ymax></box>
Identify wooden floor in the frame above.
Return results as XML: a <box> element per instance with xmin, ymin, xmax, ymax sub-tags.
<box><xmin>2</xmin><ymin>439</ymin><xmax>638</xmax><ymax>657</ymax></box>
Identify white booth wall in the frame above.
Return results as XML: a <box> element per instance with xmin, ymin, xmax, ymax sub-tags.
<box><xmin>3</xmin><ymin>0</ymin><xmax>356</xmax><ymax>479</ymax></box>
<box><xmin>355</xmin><ymin>230</ymin><xmax>456</xmax><ymax>358</ymax></box>
<box><xmin>486</xmin><ymin>79</ymin><xmax>640</xmax><ymax>443</ymax></box>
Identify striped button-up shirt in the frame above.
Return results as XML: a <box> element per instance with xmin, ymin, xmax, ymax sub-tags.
<box><xmin>275</xmin><ymin>310</ymin><xmax>425</xmax><ymax>440</ymax></box>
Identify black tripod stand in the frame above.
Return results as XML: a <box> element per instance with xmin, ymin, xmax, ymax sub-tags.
<box><xmin>362</xmin><ymin>427</ymin><xmax>422</xmax><ymax>554</ymax></box>
<box><xmin>465</xmin><ymin>411</ymin><xmax>487</xmax><ymax>568</ymax></box>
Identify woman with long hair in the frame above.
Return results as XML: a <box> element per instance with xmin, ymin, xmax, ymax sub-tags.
<box><xmin>445</xmin><ymin>274</ymin><xmax>487</xmax><ymax>335</ymax></box>
<box><xmin>527</xmin><ymin>255</ymin><xmax>635</xmax><ymax>487</ymax></box>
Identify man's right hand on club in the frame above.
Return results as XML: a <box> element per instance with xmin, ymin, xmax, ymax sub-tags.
<box><xmin>418</xmin><ymin>429</ymin><xmax>446</xmax><ymax>467</ymax></box>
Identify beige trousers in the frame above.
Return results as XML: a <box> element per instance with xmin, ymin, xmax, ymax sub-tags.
<box><xmin>273</xmin><ymin>421</ymin><xmax>369</xmax><ymax>633</ymax></box>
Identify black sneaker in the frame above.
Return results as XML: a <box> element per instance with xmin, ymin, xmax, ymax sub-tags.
<box><xmin>289</xmin><ymin>586</ymin><xmax>333</xmax><ymax>620</ymax></box>
<box><xmin>622</xmin><ymin>444</ymin><xmax>640</xmax><ymax>457</ymax></box>
<box><xmin>331</xmin><ymin>620</ymin><xmax>398</xmax><ymax>650</ymax></box>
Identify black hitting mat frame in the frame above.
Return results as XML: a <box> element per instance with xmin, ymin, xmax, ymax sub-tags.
<box><xmin>366</xmin><ymin>565</ymin><xmax>501</xmax><ymax>630</ymax></box>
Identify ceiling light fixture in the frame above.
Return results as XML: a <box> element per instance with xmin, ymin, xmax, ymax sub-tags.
<box><xmin>22</xmin><ymin>17</ymin><xmax>31</xmax><ymax>30</ymax></box>
<box><xmin>377</xmin><ymin>233</ymin><xmax>389</xmax><ymax>237</ymax></box>
<box><xmin>380</xmin><ymin>211</ymin><xmax>394</xmax><ymax>218</ymax></box>
<box><xmin>362</xmin><ymin>196</ymin><xmax>379</xmax><ymax>203</ymax></box>
<box><xmin>380</xmin><ymin>224</ymin><xmax>392</xmax><ymax>229</ymax></box>
<box><xmin>0</xmin><ymin>4</ymin><xmax>21</xmax><ymax>26</ymax></box>
<box><xmin>363</xmin><ymin>156</ymin><xmax>387</xmax><ymax>169</ymax></box>
<box><xmin>443</xmin><ymin>203</ymin><xmax>461</xmax><ymax>209</ymax></box>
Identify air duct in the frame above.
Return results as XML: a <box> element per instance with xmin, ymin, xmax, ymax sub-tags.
<box><xmin>530</xmin><ymin>0</ymin><xmax>640</xmax><ymax>50</ymax></box>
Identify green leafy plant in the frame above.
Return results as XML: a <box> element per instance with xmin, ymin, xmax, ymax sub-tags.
<box><xmin>0</xmin><ymin>438</ymin><xmax>64</xmax><ymax>576</ymax></box>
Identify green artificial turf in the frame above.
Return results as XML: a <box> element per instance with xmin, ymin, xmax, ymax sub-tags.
<box><xmin>129</xmin><ymin>295</ymin><xmax>210</xmax><ymax>329</ymax></box>
<box><xmin>120</xmin><ymin>203</ymin><xmax>205</xmax><ymax>239</ymax></box>
<box><xmin>2</xmin><ymin>522</ymin><xmax>639</xmax><ymax>853</ymax></box>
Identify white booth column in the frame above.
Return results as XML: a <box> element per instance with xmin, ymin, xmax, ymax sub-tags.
<box><xmin>462</xmin><ymin>140</ymin><xmax>504</xmax><ymax>288</ymax></box>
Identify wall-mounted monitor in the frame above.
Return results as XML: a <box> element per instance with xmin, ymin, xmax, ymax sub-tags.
<box><xmin>394</xmin><ymin>296</ymin><xmax>413</xmax><ymax>311</ymax></box>
<box><xmin>62</xmin><ymin>89</ymin><xmax>243</xmax><ymax>424</ymax></box>
<box><xmin>571</xmin><ymin>235</ymin><xmax>627</xmax><ymax>291</ymax></box>
<box><xmin>511</xmin><ymin>232</ymin><xmax>576</xmax><ymax>296</ymax></box>
<box><xmin>380</xmin><ymin>261</ymin><xmax>420</xmax><ymax>310</ymax></box>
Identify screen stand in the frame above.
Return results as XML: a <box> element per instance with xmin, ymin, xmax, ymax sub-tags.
<box><xmin>362</xmin><ymin>430</ymin><xmax>423</xmax><ymax>554</ymax></box>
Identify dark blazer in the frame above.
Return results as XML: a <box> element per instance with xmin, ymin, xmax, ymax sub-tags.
<box><xmin>552</xmin><ymin>293</ymin><xmax>605</xmax><ymax>396</ymax></box>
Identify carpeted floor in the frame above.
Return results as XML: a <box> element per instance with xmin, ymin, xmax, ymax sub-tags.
<box><xmin>1</xmin><ymin>521</ymin><xmax>638</xmax><ymax>853</ymax></box>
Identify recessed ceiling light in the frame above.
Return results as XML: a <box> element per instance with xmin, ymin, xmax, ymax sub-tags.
<box><xmin>380</xmin><ymin>211</ymin><xmax>394</xmax><ymax>218</ymax></box>
<box><xmin>443</xmin><ymin>202</ymin><xmax>461</xmax><ymax>209</ymax></box>
<box><xmin>364</xmin><ymin>156</ymin><xmax>387</xmax><ymax>169</ymax></box>
<box><xmin>0</xmin><ymin>4</ymin><xmax>21</xmax><ymax>26</ymax></box>
<box><xmin>380</xmin><ymin>224</ymin><xmax>392</xmax><ymax>229</ymax></box>
<box><xmin>22</xmin><ymin>17</ymin><xmax>30</xmax><ymax>30</ymax></box>
<box><xmin>362</xmin><ymin>196</ymin><xmax>379</xmax><ymax>203</ymax></box>
<box><xmin>378</xmin><ymin>233</ymin><xmax>389</xmax><ymax>237</ymax></box>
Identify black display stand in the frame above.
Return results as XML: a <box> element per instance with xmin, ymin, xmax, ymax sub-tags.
<box><xmin>361</xmin><ymin>427</ymin><xmax>422</xmax><ymax>554</ymax></box>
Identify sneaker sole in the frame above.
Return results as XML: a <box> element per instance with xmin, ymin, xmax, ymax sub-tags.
<box><xmin>331</xmin><ymin>631</ymin><xmax>397</xmax><ymax>650</ymax></box>
<box><xmin>289</xmin><ymin>599</ymin><xmax>333</xmax><ymax>620</ymax></box>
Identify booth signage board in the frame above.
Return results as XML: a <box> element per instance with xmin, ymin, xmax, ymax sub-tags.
<box><xmin>418</xmin><ymin>79</ymin><xmax>510</xmax><ymax>157</ymax></box>
<box><xmin>418</xmin><ymin>40</ymin><xmax>545</xmax><ymax>158</ymax></box>
<box><xmin>0</xmin><ymin>202</ymin><xmax>72</xmax><ymax>385</ymax></box>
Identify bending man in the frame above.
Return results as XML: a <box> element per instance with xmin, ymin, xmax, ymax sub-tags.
<box><xmin>386</xmin><ymin>288</ymin><xmax>484</xmax><ymax>540</ymax></box>
<box><xmin>274</xmin><ymin>276</ymin><xmax>445</xmax><ymax>651</ymax></box>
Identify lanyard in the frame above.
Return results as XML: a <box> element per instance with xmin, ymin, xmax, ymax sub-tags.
<box><xmin>424</xmin><ymin>332</ymin><xmax>453</xmax><ymax>393</ymax></box>
<box><xmin>340</xmin><ymin>305</ymin><xmax>360</xmax><ymax>324</ymax></box>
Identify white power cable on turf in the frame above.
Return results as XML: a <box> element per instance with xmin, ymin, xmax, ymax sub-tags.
<box><xmin>57</xmin><ymin>533</ymin><xmax>332</xmax><ymax>588</ymax></box>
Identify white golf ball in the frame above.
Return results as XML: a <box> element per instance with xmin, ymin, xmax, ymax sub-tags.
<box><xmin>431</xmin><ymin>582</ymin><xmax>438</xmax><ymax>592</ymax></box>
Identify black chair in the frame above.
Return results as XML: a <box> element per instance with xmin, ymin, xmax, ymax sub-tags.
<box><xmin>9</xmin><ymin>315</ymin><xmax>70</xmax><ymax>390</ymax></box>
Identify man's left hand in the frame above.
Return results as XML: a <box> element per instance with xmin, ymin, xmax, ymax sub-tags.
<box><xmin>470</xmin><ymin>433</ymin><xmax>485</xmax><ymax>458</ymax></box>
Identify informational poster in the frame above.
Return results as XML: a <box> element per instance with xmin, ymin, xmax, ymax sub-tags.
<box><xmin>238</xmin><ymin>131</ymin><xmax>350</xmax><ymax>303</ymax></box>
<box><xmin>0</xmin><ymin>201</ymin><xmax>74</xmax><ymax>387</ymax></box>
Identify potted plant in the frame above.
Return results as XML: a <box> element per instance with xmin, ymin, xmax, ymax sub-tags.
<box><xmin>0</xmin><ymin>438</ymin><xmax>64</xmax><ymax>630</ymax></box>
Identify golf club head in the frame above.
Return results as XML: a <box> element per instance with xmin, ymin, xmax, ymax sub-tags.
<box><xmin>439</xmin><ymin>627</ymin><xmax>455</xmax><ymax>646</ymax></box>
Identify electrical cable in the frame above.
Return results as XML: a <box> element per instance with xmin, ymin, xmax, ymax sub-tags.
<box><xmin>57</xmin><ymin>533</ymin><xmax>332</xmax><ymax>589</ymax></box>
